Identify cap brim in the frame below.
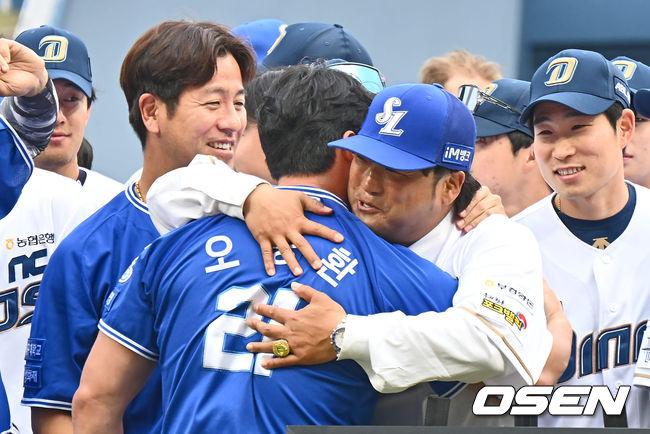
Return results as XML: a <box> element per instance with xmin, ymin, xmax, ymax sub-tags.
<box><xmin>520</xmin><ymin>92</ymin><xmax>614</xmax><ymax>123</ymax></box>
<box><xmin>48</xmin><ymin>70</ymin><xmax>92</xmax><ymax>98</ymax></box>
<box><xmin>329</xmin><ymin>134</ymin><xmax>437</xmax><ymax>171</ymax></box>
<box><xmin>474</xmin><ymin>116</ymin><xmax>515</xmax><ymax>137</ymax></box>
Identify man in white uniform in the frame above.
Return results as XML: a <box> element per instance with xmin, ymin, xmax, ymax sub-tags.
<box><xmin>0</xmin><ymin>38</ymin><xmax>93</xmax><ymax>434</ymax></box>
<box><xmin>16</xmin><ymin>25</ymin><xmax>123</xmax><ymax>208</ymax></box>
<box><xmin>514</xmin><ymin>49</ymin><xmax>650</xmax><ymax>428</ymax></box>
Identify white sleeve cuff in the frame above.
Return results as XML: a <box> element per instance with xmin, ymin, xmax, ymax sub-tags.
<box><xmin>339</xmin><ymin>313</ymin><xmax>403</xmax><ymax>364</ymax></box>
<box><xmin>147</xmin><ymin>154</ymin><xmax>268</xmax><ymax>234</ymax></box>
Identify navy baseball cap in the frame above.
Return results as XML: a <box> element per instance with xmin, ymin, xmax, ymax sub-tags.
<box><xmin>329</xmin><ymin>83</ymin><xmax>476</xmax><ymax>171</ymax></box>
<box><xmin>520</xmin><ymin>49</ymin><xmax>630</xmax><ymax>123</ymax></box>
<box><xmin>474</xmin><ymin>79</ymin><xmax>532</xmax><ymax>138</ymax></box>
<box><xmin>611</xmin><ymin>56</ymin><xmax>650</xmax><ymax>116</ymax></box>
<box><xmin>16</xmin><ymin>25</ymin><xmax>92</xmax><ymax>98</ymax></box>
<box><xmin>262</xmin><ymin>22</ymin><xmax>372</xmax><ymax>68</ymax></box>
<box><xmin>232</xmin><ymin>18</ymin><xmax>286</xmax><ymax>66</ymax></box>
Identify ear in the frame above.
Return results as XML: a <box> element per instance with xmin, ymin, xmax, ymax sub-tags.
<box><xmin>139</xmin><ymin>93</ymin><xmax>162</xmax><ymax>135</ymax></box>
<box><xmin>338</xmin><ymin>131</ymin><xmax>357</xmax><ymax>162</ymax></box>
<box><xmin>522</xmin><ymin>146</ymin><xmax>538</xmax><ymax>171</ymax></box>
<box><xmin>438</xmin><ymin>170</ymin><xmax>466</xmax><ymax>205</ymax></box>
<box><xmin>618</xmin><ymin>108</ymin><xmax>635</xmax><ymax>150</ymax></box>
<box><xmin>334</xmin><ymin>147</ymin><xmax>354</xmax><ymax>163</ymax></box>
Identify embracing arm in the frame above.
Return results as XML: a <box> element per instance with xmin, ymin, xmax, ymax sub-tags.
<box><xmin>248</xmin><ymin>219</ymin><xmax>551</xmax><ymax>392</ymax></box>
<box><xmin>72</xmin><ymin>333</ymin><xmax>154</xmax><ymax>434</ymax></box>
<box><xmin>146</xmin><ymin>155</ymin><xmax>341</xmax><ymax>275</ymax></box>
<box><xmin>247</xmin><ymin>284</ymin><xmax>507</xmax><ymax>392</ymax></box>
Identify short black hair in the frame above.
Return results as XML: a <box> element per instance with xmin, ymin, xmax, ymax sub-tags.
<box><xmin>257</xmin><ymin>64</ymin><xmax>373</xmax><ymax>180</ymax></box>
<box><xmin>422</xmin><ymin>167</ymin><xmax>481</xmax><ymax>218</ymax></box>
<box><xmin>245</xmin><ymin>69</ymin><xmax>284</xmax><ymax>124</ymax></box>
<box><xmin>507</xmin><ymin>130</ymin><xmax>533</xmax><ymax>154</ymax></box>
<box><xmin>603</xmin><ymin>101</ymin><xmax>624</xmax><ymax>130</ymax></box>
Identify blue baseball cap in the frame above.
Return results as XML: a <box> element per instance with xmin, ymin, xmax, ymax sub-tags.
<box><xmin>611</xmin><ymin>56</ymin><xmax>650</xmax><ymax>117</ymax></box>
<box><xmin>232</xmin><ymin>18</ymin><xmax>286</xmax><ymax>66</ymax></box>
<box><xmin>520</xmin><ymin>49</ymin><xmax>630</xmax><ymax>123</ymax></box>
<box><xmin>329</xmin><ymin>83</ymin><xmax>476</xmax><ymax>171</ymax></box>
<box><xmin>262</xmin><ymin>22</ymin><xmax>372</xmax><ymax>68</ymax></box>
<box><xmin>474</xmin><ymin>79</ymin><xmax>532</xmax><ymax>138</ymax></box>
<box><xmin>15</xmin><ymin>25</ymin><xmax>92</xmax><ymax>98</ymax></box>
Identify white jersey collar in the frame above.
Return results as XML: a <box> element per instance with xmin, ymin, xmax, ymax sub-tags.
<box><xmin>408</xmin><ymin>211</ymin><xmax>457</xmax><ymax>262</ymax></box>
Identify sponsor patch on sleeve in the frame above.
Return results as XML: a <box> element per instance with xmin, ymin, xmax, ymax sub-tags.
<box><xmin>104</xmin><ymin>288</ymin><xmax>120</xmax><ymax>312</ymax></box>
<box><xmin>24</xmin><ymin>338</ymin><xmax>45</xmax><ymax>362</ymax></box>
<box><xmin>23</xmin><ymin>365</ymin><xmax>41</xmax><ymax>389</ymax></box>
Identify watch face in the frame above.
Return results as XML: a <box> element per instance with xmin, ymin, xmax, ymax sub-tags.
<box><xmin>332</xmin><ymin>327</ymin><xmax>345</xmax><ymax>353</ymax></box>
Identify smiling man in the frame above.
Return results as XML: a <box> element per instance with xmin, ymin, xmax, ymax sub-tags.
<box><xmin>16</xmin><ymin>26</ymin><xmax>123</xmax><ymax>208</ymax></box>
<box><xmin>515</xmin><ymin>49</ymin><xmax>650</xmax><ymax>428</ymax></box>
<box><xmin>21</xmin><ymin>21</ymin><xmax>257</xmax><ymax>434</ymax></box>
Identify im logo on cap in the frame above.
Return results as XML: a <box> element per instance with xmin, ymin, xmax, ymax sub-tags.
<box><xmin>38</xmin><ymin>35</ymin><xmax>69</xmax><ymax>62</ymax></box>
<box><xmin>544</xmin><ymin>57</ymin><xmax>578</xmax><ymax>86</ymax></box>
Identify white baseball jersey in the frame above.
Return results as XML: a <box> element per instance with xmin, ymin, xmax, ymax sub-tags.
<box><xmin>514</xmin><ymin>189</ymin><xmax>650</xmax><ymax>428</ymax></box>
<box><xmin>78</xmin><ymin>168</ymin><xmax>124</xmax><ymax>211</ymax></box>
<box><xmin>0</xmin><ymin>169</ymin><xmax>111</xmax><ymax>434</ymax></box>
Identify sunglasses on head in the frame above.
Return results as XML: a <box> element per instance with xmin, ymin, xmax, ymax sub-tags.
<box><xmin>458</xmin><ymin>84</ymin><xmax>521</xmax><ymax>115</ymax></box>
<box><xmin>327</xmin><ymin>61</ymin><xmax>386</xmax><ymax>94</ymax></box>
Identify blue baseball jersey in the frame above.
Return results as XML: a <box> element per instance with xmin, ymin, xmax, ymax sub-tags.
<box><xmin>22</xmin><ymin>184</ymin><xmax>163</xmax><ymax>433</ymax></box>
<box><xmin>0</xmin><ymin>116</ymin><xmax>33</xmax><ymax>219</ymax></box>
<box><xmin>100</xmin><ymin>186</ymin><xmax>458</xmax><ymax>434</ymax></box>
<box><xmin>0</xmin><ymin>371</ymin><xmax>9</xmax><ymax>433</ymax></box>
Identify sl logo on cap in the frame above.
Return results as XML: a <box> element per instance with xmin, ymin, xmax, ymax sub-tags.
<box><xmin>38</xmin><ymin>35</ymin><xmax>69</xmax><ymax>62</ymax></box>
<box><xmin>612</xmin><ymin>60</ymin><xmax>637</xmax><ymax>80</ymax></box>
<box><xmin>376</xmin><ymin>97</ymin><xmax>407</xmax><ymax>137</ymax></box>
<box><xmin>544</xmin><ymin>57</ymin><xmax>578</xmax><ymax>86</ymax></box>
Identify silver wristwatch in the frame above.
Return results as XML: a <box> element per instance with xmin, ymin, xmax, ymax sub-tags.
<box><xmin>330</xmin><ymin>316</ymin><xmax>347</xmax><ymax>358</ymax></box>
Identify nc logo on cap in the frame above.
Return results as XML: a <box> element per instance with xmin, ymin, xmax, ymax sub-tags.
<box><xmin>484</xmin><ymin>83</ymin><xmax>498</xmax><ymax>95</ymax></box>
<box><xmin>38</xmin><ymin>35</ymin><xmax>69</xmax><ymax>62</ymax></box>
<box><xmin>544</xmin><ymin>57</ymin><xmax>578</xmax><ymax>86</ymax></box>
<box><xmin>376</xmin><ymin>97</ymin><xmax>407</xmax><ymax>137</ymax></box>
<box><xmin>612</xmin><ymin>60</ymin><xmax>637</xmax><ymax>80</ymax></box>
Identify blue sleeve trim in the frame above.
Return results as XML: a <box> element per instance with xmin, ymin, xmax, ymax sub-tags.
<box><xmin>21</xmin><ymin>397</ymin><xmax>72</xmax><ymax>411</ymax></box>
<box><xmin>98</xmin><ymin>319</ymin><xmax>159</xmax><ymax>361</ymax></box>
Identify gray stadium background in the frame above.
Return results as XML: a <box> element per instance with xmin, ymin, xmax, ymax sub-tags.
<box><xmin>13</xmin><ymin>0</ymin><xmax>650</xmax><ymax>182</ymax></box>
